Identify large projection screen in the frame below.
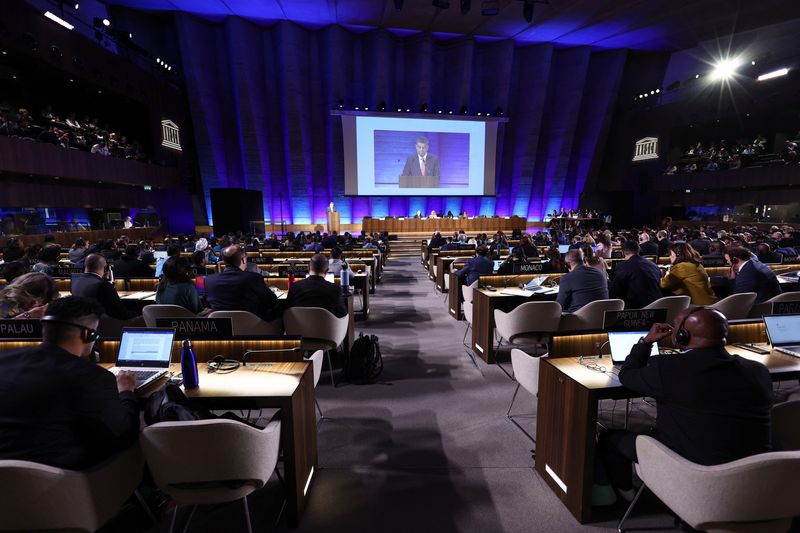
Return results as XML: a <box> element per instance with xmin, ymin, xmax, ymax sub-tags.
<box><xmin>339</xmin><ymin>112</ymin><xmax>500</xmax><ymax>196</ymax></box>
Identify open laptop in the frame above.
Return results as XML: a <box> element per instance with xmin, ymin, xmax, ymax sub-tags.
<box><xmin>558</xmin><ymin>244</ymin><xmax>570</xmax><ymax>254</ymax></box>
<box><xmin>608</xmin><ymin>331</ymin><xmax>659</xmax><ymax>367</ymax></box>
<box><xmin>110</xmin><ymin>328</ymin><xmax>176</xmax><ymax>390</ymax></box>
<box><xmin>522</xmin><ymin>275</ymin><xmax>550</xmax><ymax>291</ymax></box>
<box><xmin>764</xmin><ymin>314</ymin><xmax>800</xmax><ymax>357</ymax></box>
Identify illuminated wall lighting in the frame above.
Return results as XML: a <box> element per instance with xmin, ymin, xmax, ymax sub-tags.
<box><xmin>44</xmin><ymin>11</ymin><xmax>74</xmax><ymax>30</ymax></box>
<box><xmin>757</xmin><ymin>68</ymin><xmax>789</xmax><ymax>81</ymax></box>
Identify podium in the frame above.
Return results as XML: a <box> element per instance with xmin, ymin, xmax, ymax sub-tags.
<box><xmin>399</xmin><ymin>175</ymin><xmax>440</xmax><ymax>188</ymax></box>
<box><xmin>327</xmin><ymin>211</ymin><xmax>340</xmax><ymax>233</ymax></box>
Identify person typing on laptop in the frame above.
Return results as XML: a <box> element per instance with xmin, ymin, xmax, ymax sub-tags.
<box><xmin>0</xmin><ymin>296</ymin><xmax>139</xmax><ymax>469</ymax></box>
<box><xmin>596</xmin><ymin>307</ymin><xmax>772</xmax><ymax>501</ymax></box>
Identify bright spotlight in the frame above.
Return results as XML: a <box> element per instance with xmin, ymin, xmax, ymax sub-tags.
<box><xmin>710</xmin><ymin>58</ymin><xmax>740</xmax><ymax>81</ymax></box>
<box><xmin>757</xmin><ymin>68</ymin><xmax>789</xmax><ymax>81</ymax></box>
<box><xmin>102</xmin><ymin>18</ymin><xmax>110</xmax><ymax>26</ymax></box>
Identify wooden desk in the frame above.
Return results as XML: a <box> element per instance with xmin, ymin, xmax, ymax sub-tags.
<box><xmin>132</xmin><ymin>362</ymin><xmax>316</xmax><ymax>527</ymax></box>
<box><xmin>363</xmin><ymin>216</ymin><xmax>528</xmax><ymax>234</ymax></box>
<box><xmin>536</xmin><ymin>348</ymin><xmax>800</xmax><ymax>524</ymax></box>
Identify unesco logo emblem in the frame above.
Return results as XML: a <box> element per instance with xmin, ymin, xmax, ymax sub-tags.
<box><xmin>161</xmin><ymin>119</ymin><xmax>182</xmax><ymax>151</ymax></box>
<box><xmin>632</xmin><ymin>137</ymin><xmax>658</xmax><ymax>161</ymax></box>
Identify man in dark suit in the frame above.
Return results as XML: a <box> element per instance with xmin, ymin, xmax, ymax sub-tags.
<box><xmin>597</xmin><ymin>308</ymin><xmax>772</xmax><ymax>496</ymax></box>
<box><xmin>285</xmin><ymin>254</ymin><xmax>347</xmax><ymax>318</ymax></box>
<box><xmin>0</xmin><ymin>296</ymin><xmax>139</xmax><ymax>469</ymax></box>
<box><xmin>556</xmin><ymin>249</ymin><xmax>609</xmax><ymax>313</ymax></box>
<box><xmin>111</xmin><ymin>244</ymin><xmax>153</xmax><ymax>278</ymax></box>
<box><xmin>724</xmin><ymin>246</ymin><xmax>781</xmax><ymax>303</ymax></box>
<box><xmin>401</xmin><ymin>136</ymin><xmax>440</xmax><ymax>178</ymax></box>
<box><xmin>205</xmin><ymin>246</ymin><xmax>280</xmax><ymax>321</ymax></box>
<box><xmin>638</xmin><ymin>232</ymin><xmax>659</xmax><ymax>256</ymax></box>
<box><xmin>71</xmin><ymin>254</ymin><xmax>137</xmax><ymax>320</ymax></box>
<box><xmin>453</xmin><ymin>245</ymin><xmax>493</xmax><ymax>286</ymax></box>
<box><xmin>610</xmin><ymin>241</ymin><xmax>662</xmax><ymax>308</ymax></box>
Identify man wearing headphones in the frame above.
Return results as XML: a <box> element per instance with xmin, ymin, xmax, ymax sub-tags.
<box><xmin>0</xmin><ymin>296</ymin><xmax>139</xmax><ymax>469</ymax></box>
<box><xmin>596</xmin><ymin>307</ymin><xmax>772</xmax><ymax>500</ymax></box>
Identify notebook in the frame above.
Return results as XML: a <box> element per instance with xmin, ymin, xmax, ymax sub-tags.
<box><xmin>608</xmin><ymin>331</ymin><xmax>659</xmax><ymax>366</ymax></box>
<box><xmin>764</xmin><ymin>314</ymin><xmax>800</xmax><ymax>357</ymax></box>
<box><xmin>110</xmin><ymin>328</ymin><xmax>175</xmax><ymax>390</ymax></box>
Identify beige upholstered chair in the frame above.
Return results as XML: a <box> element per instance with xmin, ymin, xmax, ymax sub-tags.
<box><xmin>772</xmin><ymin>400</ymin><xmax>800</xmax><ymax>451</ymax></box>
<box><xmin>558</xmin><ymin>299</ymin><xmax>624</xmax><ymax>331</ymax></box>
<box><xmin>507</xmin><ymin>348</ymin><xmax>543</xmax><ymax>444</ymax></box>
<box><xmin>306</xmin><ymin>349</ymin><xmax>325</xmax><ymax>421</ymax></box>
<box><xmin>618</xmin><ymin>436</ymin><xmax>800</xmax><ymax>533</ymax></box>
<box><xmin>748</xmin><ymin>292</ymin><xmax>800</xmax><ymax>319</ymax></box>
<box><xmin>207</xmin><ymin>310</ymin><xmax>283</xmax><ymax>336</ymax></box>
<box><xmin>709</xmin><ymin>292</ymin><xmax>757</xmax><ymax>320</ymax></box>
<box><xmin>142</xmin><ymin>304</ymin><xmax>197</xmax><ymax>327</ymax></box>
<box><xmin>0</xmin><ymin>445</ymin><xmax>145</xmax><ymax>532</ymax></box>
<box><xmin>495</xmin><ymin>301</ymin><xmax>562</xmax><ymax>356</ymax></box>
<box><xmin>643</xmin><ymin>295</ymin><xmax>691</xmax><ymax>325</ymax></box>
<box><xmin>284</xmin><ymin>307</ymin><xmax>349</xmax><ymax>386</ymax></box>
<box><xmin>141</xmin><ymin>418</ymin><xmax>282</xmax><ymax>533</ymax></box>
<box><xmin>462</xmin><ymin>281</ymin><xmax>479</xmax><ymax>347</ymax></box>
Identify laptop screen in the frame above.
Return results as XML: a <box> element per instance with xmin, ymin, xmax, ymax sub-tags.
<box><xmin>608</xmin><ymin>331</ymin><xmax>659</xmax><ymax>363</ymax></box>
<box><xmin>764</xmin><ymin>315</ymin><xmax>800</xmax><ymax>347</ymax></box>
<box><xmin>558</xmin><ymin>245</ymin><xmax>570</xmax><ymax>254</ymax></box>
<box><xmin>117</xmin><ymin>328</ymin><xmax>175</xmax><ymax>368</ymax></box>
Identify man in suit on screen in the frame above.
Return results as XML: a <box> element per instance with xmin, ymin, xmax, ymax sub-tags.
<box><xmin>401</xmin><ymin>136</ymin><xmax>440</xmax><ymax>178</ymax></box>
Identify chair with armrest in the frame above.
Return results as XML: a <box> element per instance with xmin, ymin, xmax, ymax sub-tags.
<box><xmin>283</xmin><ymin>307</ymin><xmax>348</xmax><ymax>386</ymax></box>
<box><xmin>748</xmin><ymin>292</ymin><xmax>800</xmax><ymax>319</ymax></box>
<box><xmin>507</xmin><ymin>349</ymin><xmax>543</xmax><ymax>446</ymax></box>
<box><xmin>771</xmin><ymin>400</ymin><xmax>800</xmax><ymax>451</ymax></box>
<box><xmin>495</xmin><ymin>301</ymin><xmax>562</xmax><ymax>356</ymax></box>
<box><xmin>618</xmin><ymin>436</ymin><xmax>800</xmax><ymax>533</ymax></box>
<box><xmin>0</xmin><ymin>445</ymin><xmax>145</xmax><ymax>532</ymax></box>
<box><xmin>142</xmin><ymin>304</ymin><xmax>197</xmax><ymax>327</ymax></box>
<box><xmin>709</xmin><ymin>292</ymin><xmax>757</xmax><ymax>320</ymax></box>
<box><xmin>306</xmin><ymin>349</ymin><xmax>325</xmax><ymax>421</ymax></box>
<box><xmin>207</xmin><ymin>310</ymin><xmax>283</xmax><ymax>336</ymax></box>
<box><xmin>558</xmin><ymin>299</ymin><xmax>625</xmax><ymax>331</ymax></box>
<box><xmin>643</xmin><ymin>295</ymin><xmax>691</xmax><ymax>325</ymax></box>
<box><xmin>461</xmin><ymin>281</ymin><xmax>479</xmax><ymax>347</ymax></box>
<box><xmin>141</xmin><ymin>418</ymin><xmax>282</xmax><ymax>533</ymax></box>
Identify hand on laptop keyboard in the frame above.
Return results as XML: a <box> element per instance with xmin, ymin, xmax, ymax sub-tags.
<box><xmin>115</xmin><ymin>370</ymin><xmax>136</xmax><ymax>393</ymax></box>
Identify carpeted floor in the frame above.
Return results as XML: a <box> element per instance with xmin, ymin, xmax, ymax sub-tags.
<box><xmin>110</xmin><ymin>257</ymin><xmax>683</xmax><ymax>533</ymax></box>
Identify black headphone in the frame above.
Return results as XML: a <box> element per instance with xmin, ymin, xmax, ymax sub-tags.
<box><xmin>207</xmin><ymin>355</ymin><xmax>240</xmax><ymax>374</ymax></box>
<box><xmin>674</xmin><ymin>307</ymin><xmax>707</xmax><ymax>346</ymax></box>
<box><xmin>41</xmin><ymin>316</ymin><xmax>99</xmax><ymax>343</ymax></box>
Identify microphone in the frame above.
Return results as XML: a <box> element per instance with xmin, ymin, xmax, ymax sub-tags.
<box><xmin>241</xmin><ymin>347</ymin><xmax>302</xmax><ymax>366</ymax></box>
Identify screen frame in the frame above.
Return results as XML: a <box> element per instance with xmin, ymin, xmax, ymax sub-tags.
<box><xmin>335</xmin><ymin>110</ymin><xmax>506</xmax><ymax>197</ymax></box>
<box><xmin>117</xmin><ymin>327</ymin><xmax>176</xmax><ymax>367</ymax></box>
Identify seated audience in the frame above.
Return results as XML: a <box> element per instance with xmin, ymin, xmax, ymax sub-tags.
<box><xmin>0</xmin><ymin>272</ymin><xmax>59</xmax><ymax>319</ymax></box>
<box><xmin>362</xmin><ymin>236</ymin><xmax>379</xmax><ymax>249</ymax></box>
<box><xmin>723</xmin><ymin>246</ymin><xmax>781</xmax><ymax>304</ymax></box>
<box><xmin>328</xmin><ymin>247</ymin><xmax>355</xmax><ymax>278</ymax></box>
<box><xmin>285</xmin><ymin>254</ymin><xmax>347</xmax><ymax>318</ymax></box>
<box><xmin>454</xmin><ymin>245</ymin><xmax>493</xmax><ymax>285</ymax></box>
<box><xmin>544</xmin><ymin>247</ymin><xmax>568</xmax><ymax>273</ymax></box>
<box><xmin>1</xmin><ymin>260</ymin><xmax>28</xmax><ymax>285</ymax></box>
<box><xmin>638</xmin><ymin>232</ymin><xmax>659</xmax><ymax>256</ymax></box>
<box><xmin>704</xmin><ymin>240</ymin><xmax>726</xmax><ymax>261</ymax></box>
<box><xmin>755</xmin><ymin>242</ymin><xmax>783</xmax><ymax>264</ymax></box>
<box><xmin>71</xmin><ymin>254</ymin><xmax>137</xmax><ymax>320</ymax></box>
<box><xmin>580</xmin><ymin>243</ymin><xmax>608</xmax><ymax>278</ymax></box>
<box><xmin>3</xmin><ymin>237</ymin><xmax>25</xmax><ymax>262</ymax></box>
<box><xmin>155</xmin><ymin>257</ymin><xmax>204</xmax><ymax>314</ymax></box>
<box><xmin>0</xmin><ymin>296</ymin><xmax>139</xmax><ymax>469</ymax></box>
<box><xmin>595</xmin><ymin>232</ymin><xmax>612</xmax><ymax>259</ymax></box>
<box><xmin>68</xmin><ymin>238</ymin><xmax>88</xmax><ymax>263</ymax></box>
<box><xmin>597</xmin><ymin>309</ymin><xmax>772</xmax><ymax>497</ymax></box>
<box><xmin>661</xmin><ymin>243</ymin><xmax>718</xmax><ymax>305</ymax></box>
<box><xmin>688</xmin><ymin>231</ymin><xmax>711</xmax><ymax>255</ymax></box>
<box><xmin>517</xmin><ymin>236</ymin><xmax>539</xmax><ymax>258</ymax></box>
<box><xmin>205</xmin><ymin>245</ymin><xmax>279</xmax><ymax>321</ymax></box>
<box><xmin>556</xmin><ymin>249</ymin><xmax>609</xmax><ymax>313</ymax></box>
<box><xmin>112</xmin><ymin>245</ymin><xmax>153</xmax><ymax>278</ymax></box>
<box><xmin>656</xmin><ymin>230</ymin><xmax>670</xmax><ymax>257</ymax></box>
<box><xmin>610</xmin><ymin>241</ymin><xmax>662</xmax><ymax>308</ymax></box>
<box><xmin>155</xmin><ymin>244</ymin><xmax>181</xmax><ymax>278</ymax></box>
<box><xmin>497</xmin><ymin>247</ymin><xmax>526</xmax><ymax>275</ymax></box>
<box><xmin>32</xmin><ymin>244</ymin><xmax>61</xmax><ymax>276</ymax></box>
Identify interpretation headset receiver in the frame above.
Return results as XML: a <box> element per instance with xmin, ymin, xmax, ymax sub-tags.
<box><xmin>207</xmin><ymin>354</ymin><xmax>240</xmax><ymax>374</ymax></box>
<box><xmin>41</xmin><ymin>315</ymin><xmax>99</xmax><ymax>344</ymax></box>
<box><xmin>674</xmin><ymin>307</ymin><xmax>706</xmax><ymax>347</ymax></box>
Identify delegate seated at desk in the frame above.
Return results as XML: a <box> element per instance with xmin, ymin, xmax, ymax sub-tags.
<box><xmin>205</xmin><ymin>245</ymin><xmax>280</xmax><ymax>321</ymax></box>
<box><xmin>71</xmin><ymin>254</ymin><xmax>138</xmax><ymax>321</ymax></box>
<box><xmin>596</xmin><ymin>307</ymin><xmax>772</xmax><ymax>500</ymax></box>
<box><xmin>556</xmin><ymin>249</ymin><xmax>608</xmax><ymax>313</ymax></box>
<box><xmin>453</xmin><ymin>245</ymin><xmax>493</xmax><ymax>285</ymax></box>
<box><xmin>285</xmin><ymin>254</ymin><xmax>347</xmax><ymax>318</ymax></box>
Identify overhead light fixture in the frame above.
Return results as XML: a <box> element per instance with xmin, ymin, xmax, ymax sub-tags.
<box><xmin>44</xmin><ymin>11</ymin><xmax>74</xmax><ymax>30</ymax></box>
<box><xmin>103</xmin><ymin>18</ymin><xmax>110</xmax><ymax>26</ymax></box>
<box><xmin>757</xmin><ymin>68</ymin><xmax>789</xmax><ymax>81</ymax></box>
<box><xmin>460</xmin><ymin>0</ymin><xmax>471</xmax><ymax>15</ymax></box>
<box><xmin>481</xmin><ymin>1</ymin><xmax>499</xmax><ymax>15</ymax></box>
<box><xmin>74</xmin><ymin>3</ymin><xmax>80</xmax><ymax>9</ymax></box>
<box><xmin>432</xmin><ymin>0</ymin><xmax>450</xmax><ymax>8</ymax></box>
<box><xmin>710</xmin><ymin>57</ymin><xmax>741</xmax><ymax>81</ymax></box>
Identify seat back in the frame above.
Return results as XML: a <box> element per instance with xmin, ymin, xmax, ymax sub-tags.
<box><xmin>635</xmin><ymin>436</ymin><xmax>800</xmax><ymax>530</ymax></box>
<box><xmin>495</xmin><ymin>301</ymin><xmax>562</xmax><ymax>342</ymax></box>
<box><xmin>0</xmin><ymin>445</ymin><xmax>143</xmax><ymax>532</ymax></box>
<box><xmin>559</xmin><ymin>299</ymin><xmax>624</xmax><ymax>331</ymax></box>
<box><xmin>307</xmin><ymin>349</ymin><xmax>324</xmax><ymax>387</ymax></box>
<box><xmin>772</xmin><ymin>401</ymin><xmax>800</xmax><ymax>451</ymax></box>
<box><xmin>284</xmin><ymin>307</ymin><xmax>348</xmax><ymax>346</ymax></box>
<box><xmin>463</xmin><ymin>300</ymin><xmax>473</xmax><ymax>325</ymax></box>
<box><xmin>141</xmin><ymin>419</ymin><xmax>281</xmax><ymax>505</ymax></box>
<box><xmin>142</xmin><ymin>304</ymin><xmax>197</xmax><ymax>327</ymax></box>
<box><xmin>510</xmin><ymin>349</ymin><xmax>542</xmax><ymax>397</ymax></box>
<box><xmin>749</xmin><ymin>292</ymin><xmax>800</xmax><ymax>319</ymax></box>
<box><xmin>643</xmin><ymin>295</ymin><xmax>691</xmax><ymax>324</ymax></box>
<box><xmin>462</xmin><ymin>280</ymin><xmax>478</xmax><ymax>304</ymax></box>
<box><xmin>207</xmin><ymin>310</ymin><xmax>283</xmax><ymax>336</ymax></box>
<box><xmin>710</xmin><ymin>292</ymin><xmax>757</xmax><ymax>320</ymax></box>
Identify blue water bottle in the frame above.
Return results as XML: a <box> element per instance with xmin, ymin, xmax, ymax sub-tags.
<box><xmin>340</xmin><ymin>261</ymin><xmax>351</xmax><ymax>295</ymax></box>
<box><xmin>181</xmin><ymin>339</ymin><xmax>199</xmax><ymax>389</ymax></box>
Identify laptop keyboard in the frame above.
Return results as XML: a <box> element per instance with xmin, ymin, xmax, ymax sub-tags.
<box><xmin>776</xmin><ymin>347</ymin><xmax>800</xmax><ymax>358</ymax></box>
<box><xmin>111</xmin><ymin>368</ymin><xmax>163</xmax><ymax>383</ymax></box>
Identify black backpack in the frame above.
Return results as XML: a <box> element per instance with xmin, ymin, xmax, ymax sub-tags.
<box><xmin>344</xmin><ymin>333</ymin><xmax>383</xmax><ymax>384</ymax></box>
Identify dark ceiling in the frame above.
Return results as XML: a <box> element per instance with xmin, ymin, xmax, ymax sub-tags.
<box><xmin>104</xmin><ymin>0</ymin><xmax>800</xmax><ymax>51</ymax></box>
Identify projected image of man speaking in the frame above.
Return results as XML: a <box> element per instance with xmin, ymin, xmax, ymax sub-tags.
<box><xmin>401</xmin><ymin>136</ymin><xmax>440</xmax><ymax>180</ymax></box>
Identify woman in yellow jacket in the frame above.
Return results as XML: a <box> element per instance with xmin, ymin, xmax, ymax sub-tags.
<box><xmin>660</xmin><ymin>242</ymin><xmax>719</xmax><ymax>304</ymax></box>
